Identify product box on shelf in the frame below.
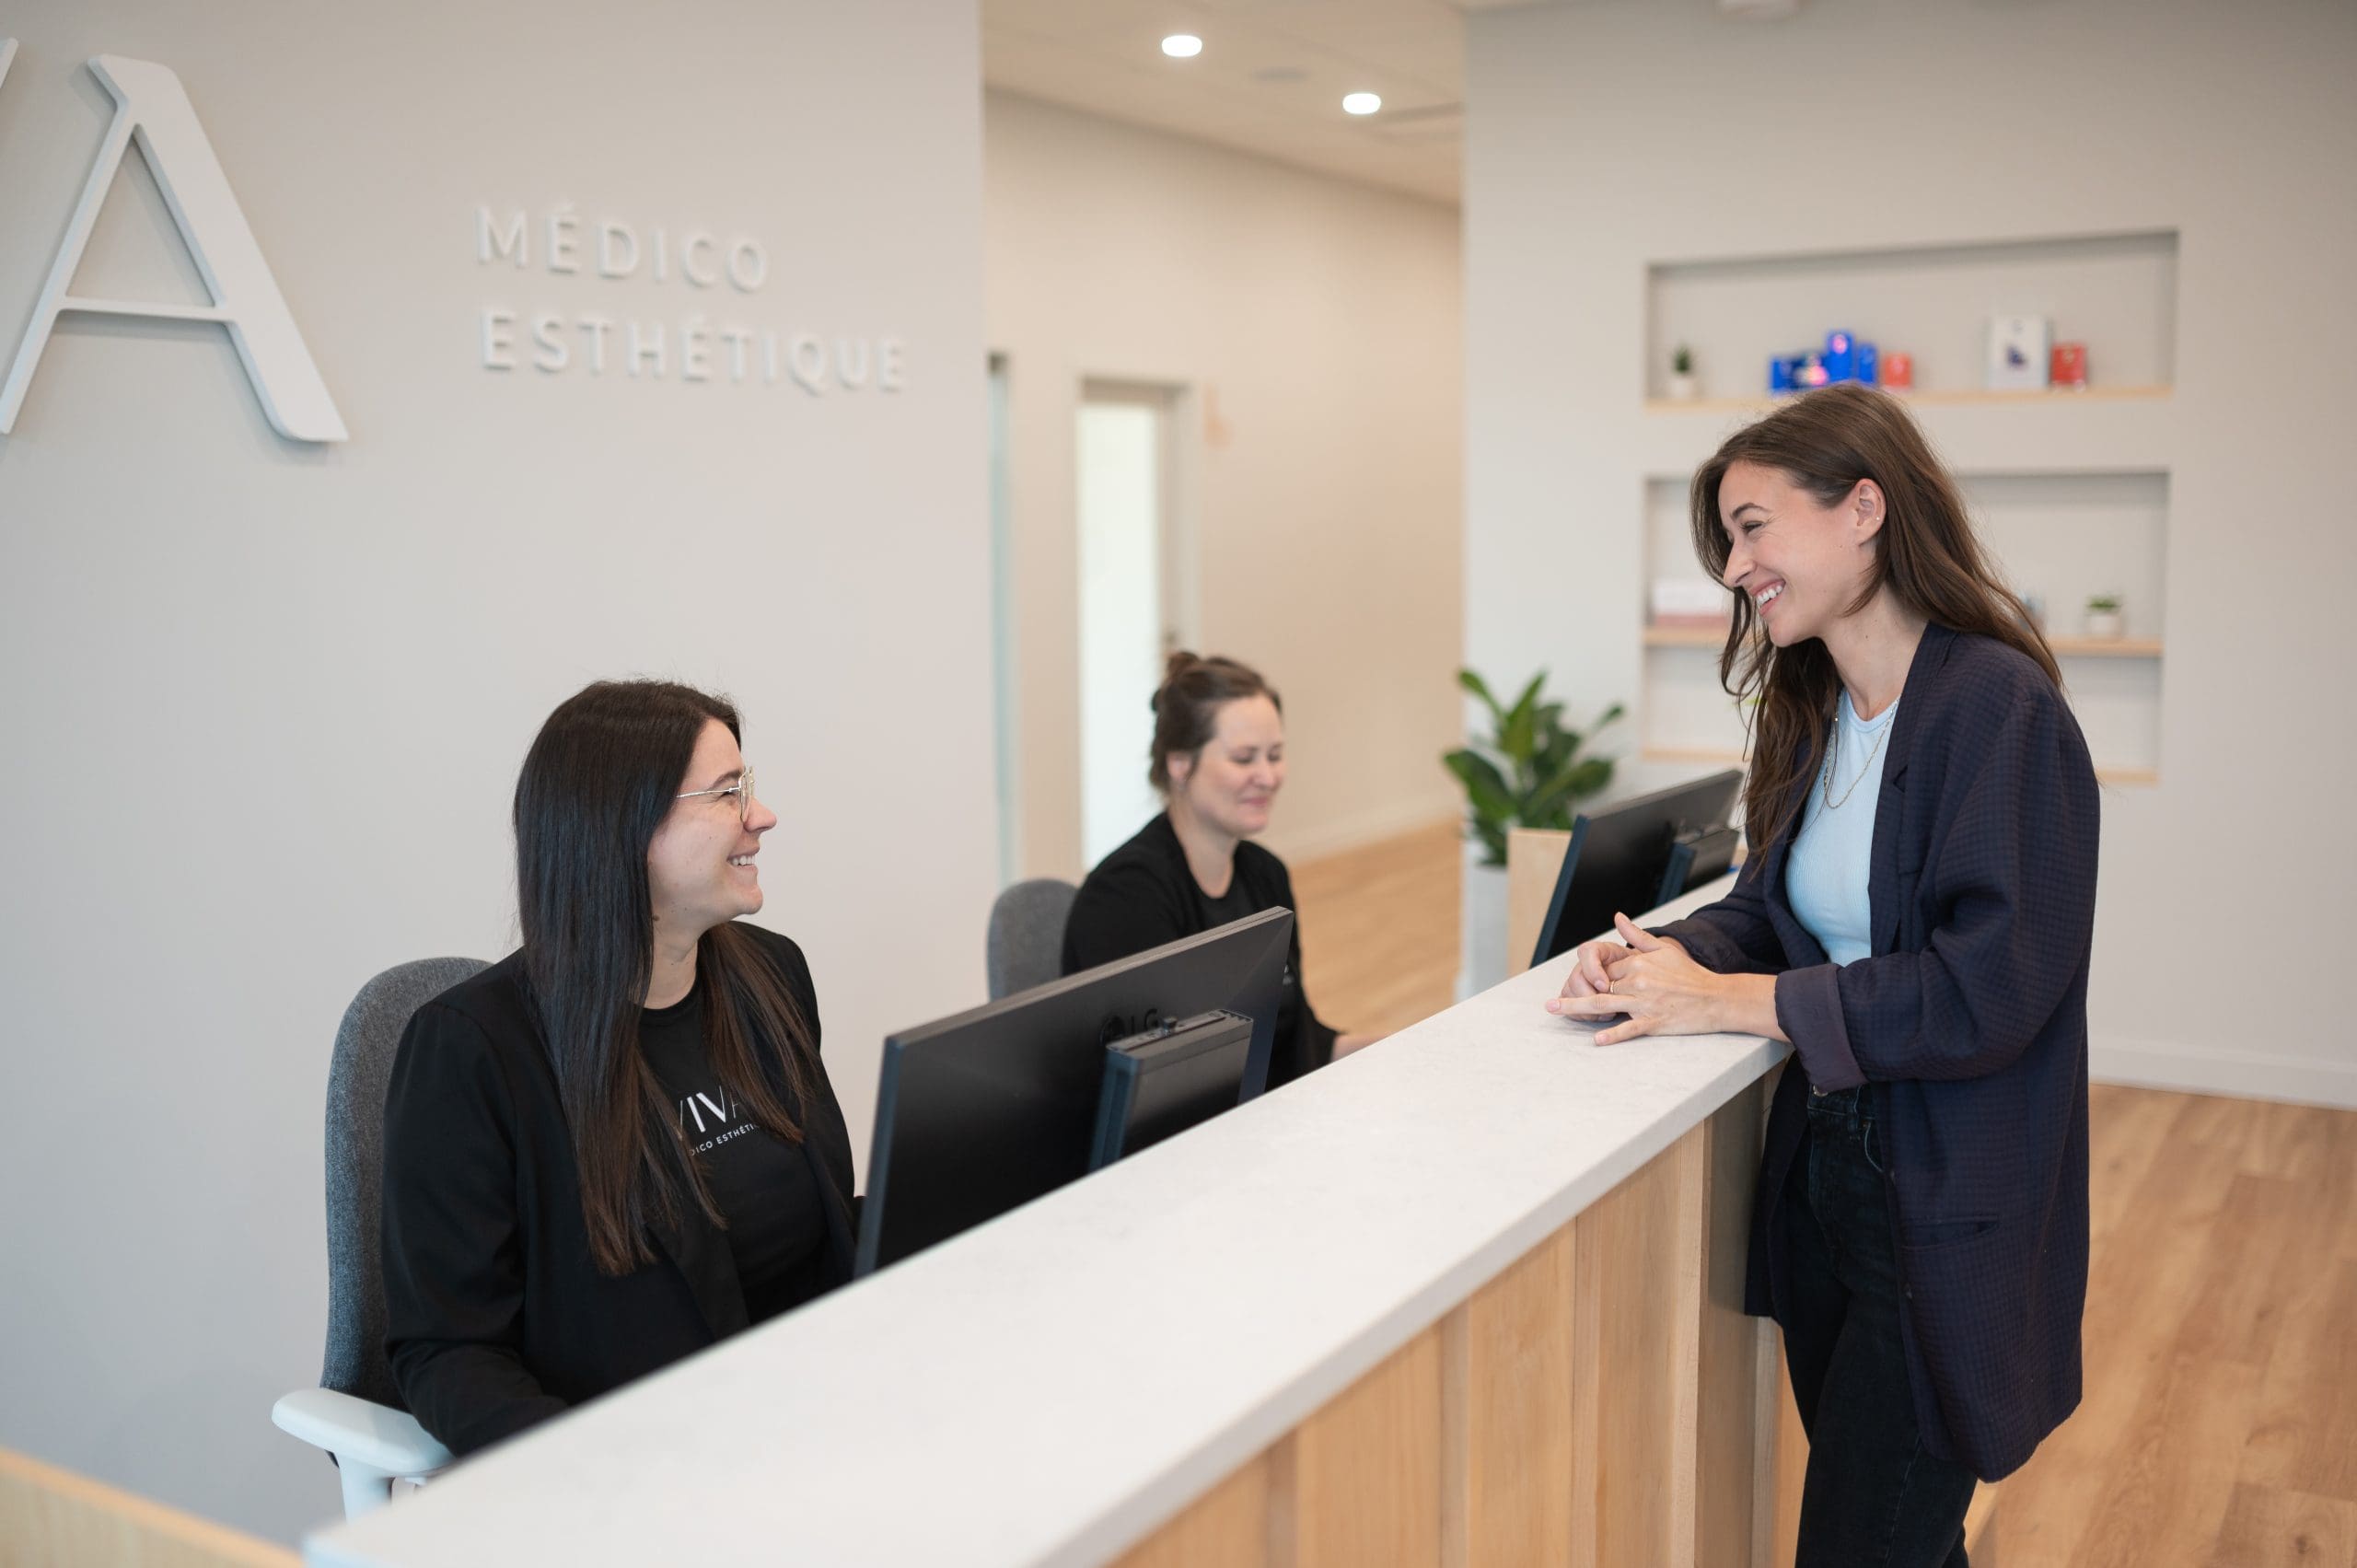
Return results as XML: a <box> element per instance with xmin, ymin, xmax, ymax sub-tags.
<box><xmin>1986</xmin><ymin>314</ymin><xmax>2052</xmax><ymax>391</ymax></box>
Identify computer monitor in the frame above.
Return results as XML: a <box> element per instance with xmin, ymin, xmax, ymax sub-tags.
<box><xmin>853</xmin><ymin>909</ymin><xmax>1293</xmax><ymax>1277</ymax></box>
<box><xmin>1089</xmin><ymin>1009</ymin><xmax>1257</xmax><ymax>1171</ymax></box>
<box><xmin>1656</xmin><ymin>823</ymin><xmax>1744</xmax><ymax>908</ymax></box>
<box><xmin>1531</xmin><ymin>769</ymin><xmax>1743</xmax><ymax>967</ymax></box>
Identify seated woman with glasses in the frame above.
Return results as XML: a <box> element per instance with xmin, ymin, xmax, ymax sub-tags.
<box><xmin>380</xmin><ymin>679</ymin><xmax>858</xmax><ymax>1458</ymax></box>
<box><xmin>1062</xmin><ymin>651</ymin><xmax>1379</xmax><ymax>1088</ymax></box>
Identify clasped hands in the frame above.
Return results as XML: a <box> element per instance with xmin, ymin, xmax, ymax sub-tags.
<box><xmin>1543</xmin><ymin>912</ymin><xmax>1774</xmax><ymax>1047</ymax></box>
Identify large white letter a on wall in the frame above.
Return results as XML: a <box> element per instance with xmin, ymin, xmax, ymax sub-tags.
<box><xmin>0</xmin><ymin>53</ymin><xmax>348</xmax><ymax>442</ymax></box>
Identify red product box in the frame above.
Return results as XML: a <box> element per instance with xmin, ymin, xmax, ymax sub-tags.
<box><xmin>1883</xmin><ymin>352</ymin><xmax>1914</xmax><ymax>390</ymax></box>
<box><xmin>2050</xmin><ymin>343</ymin><xmax>2088</xmax><ymax>389</ymax></box>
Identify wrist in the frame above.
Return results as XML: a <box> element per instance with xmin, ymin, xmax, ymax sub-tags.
<box><xmin>1718</xmin><ymin>972</ymin><xmax>1785</xmax><ymax>1041</ymax></box>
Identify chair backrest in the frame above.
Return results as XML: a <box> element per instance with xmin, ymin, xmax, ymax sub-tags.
<box><xmin>985</xmin><ymin>879</ymin><xmax>1078</xmax><ymax>1000</ymax></box>
<box><xmin>322</xmin><ymin>957</ymin><xmax>490</xmax><ymax>1408</ymax></box>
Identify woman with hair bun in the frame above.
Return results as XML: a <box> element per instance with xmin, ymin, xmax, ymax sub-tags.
<box><xmin>1062</xmin><ymin>651</ymin><xmax>1377</xmax><ymax>1087</ymax></box>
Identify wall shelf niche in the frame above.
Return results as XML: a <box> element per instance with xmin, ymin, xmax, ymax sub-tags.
<box><xmin>1635</xmin><ymin>230</ymin><xmax>2179</xmax><ymax>787</ymax></box>
<box><xmin>1645</xmin><ymin>229</ymin><xmax>2179</xmax><ymax>403</ymax></box>
<box><xmin>1640</xmin><ymin>470</ymin><xmax>2169</xmax><ymax>783</ymax></box>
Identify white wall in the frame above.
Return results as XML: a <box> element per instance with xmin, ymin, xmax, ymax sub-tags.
<box><xmin>984</xmin><ymin>90</ymin><xmax>1464</xmax><ymax>878</ymax></box>
<box><xmin>0</xmin><ymin>0</ymin><xmax>992</xmax><ymax>1543</ymax></box>
<box><xmin>1465</xmin><ymin>0</ymin><xmax>2357</xmax><ymax>1104</ymax></box>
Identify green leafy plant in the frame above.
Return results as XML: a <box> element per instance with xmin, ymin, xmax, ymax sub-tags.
<box><xmin>1671</xmin><ymin>343</ymin><xmax>1694</xmax><ymax>376</ymax></box>
<box><xmin>1445</xmin><ymin>668</ymin><xmax>1625</xmax><ymax>867</ymax></box>
<box><xmin>2085</xmin><ymin>593</ymin><xmax>2121</xmax><ymax>612</ymax></box>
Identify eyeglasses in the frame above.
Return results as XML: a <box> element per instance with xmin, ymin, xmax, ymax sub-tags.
<box><xmin>676</xmin><ymin>766</ymin><xmax>756</xmax><ymax>827</ymax></box>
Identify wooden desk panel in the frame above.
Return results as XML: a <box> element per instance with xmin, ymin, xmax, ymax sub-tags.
<box><xmin>1120</xmin><ymin>1086</ymin><xmax>1770</xmax><ymax>1566</ymax></box>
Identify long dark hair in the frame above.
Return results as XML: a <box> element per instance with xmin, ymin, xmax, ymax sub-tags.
<box><xmin>1689</xmin><ymin>385</ymin><xmax>2061</xmax><ymax>848</ymax></box>
<box><xmin>1148</xmin><ymin>650</ymin><xmax>1282</xmax><ymax>792</ymax></box>
<box><xmin>515</xmin><ymin>679</ymin><xmax>817</xmax><ymax>1276</ymax></box>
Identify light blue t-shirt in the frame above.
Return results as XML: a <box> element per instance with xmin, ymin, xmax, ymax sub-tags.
<box><xmin>1785</xmin><ymin>691</ymin><xmax>1898</xmax><ymax>967</ymax></box>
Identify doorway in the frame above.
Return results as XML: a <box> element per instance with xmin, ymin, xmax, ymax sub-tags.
<box><xmin>1076</xmin><ymin>379</ymin><xmax>1189</xmax><ymax>867</ymax></box>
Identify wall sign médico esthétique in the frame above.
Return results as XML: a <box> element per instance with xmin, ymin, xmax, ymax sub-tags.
<box><xmin>0</xmin><ymin>41</ymin><xmax>917</xmax><ymax>446</ymax></box>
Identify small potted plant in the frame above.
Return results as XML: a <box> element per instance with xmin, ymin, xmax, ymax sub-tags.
<box><xmin>1668</xmin><ymin>344</ymin><xmax>1700</xmax><ymax>401</ymax></box>
<box><xmin>2084</xmin><ymin>594</ymin><xmax>2124</xmax><ymax>639</ymax></box>
<box><xmin>1444</xmin><ymin>668</ymin><xmax>1623</xmax><ymax>994</ymax></box>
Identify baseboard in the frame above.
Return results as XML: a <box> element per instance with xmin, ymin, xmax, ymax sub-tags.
<box><xmin>2090</xmin><ymin>1035</ymin><xmax>2357</xmax><ymax>1110</ymax></box>
<box><xmin>1266</xmin><ymin>799</ymin><xmax>1460</xmax><ymax>866</ymax></box>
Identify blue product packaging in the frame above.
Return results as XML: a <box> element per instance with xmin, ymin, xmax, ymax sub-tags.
<box><xmin>1857</xmin><ymin>342</ymin><xmax>1879</xmax><ymax>386</ymax></box>
<box><xmin>1770</xmin><ymin>354</ymin><xmax>1796</xmax><ymax>393</ymax></box>
<box><xmin>1823</xmin><ymin>330</ymin><xmax>1855</xmax><ymax>383</ymax></box>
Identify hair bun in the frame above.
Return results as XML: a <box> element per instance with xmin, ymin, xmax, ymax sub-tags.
<box><xmin>1144</xmin><ymin>653</ymin><xmax>1280</xmax><ymax>794</ymax></box>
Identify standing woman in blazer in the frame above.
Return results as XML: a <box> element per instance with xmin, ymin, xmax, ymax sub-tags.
<box><xmin>1062</xmin><ymin>652</ymin><xmax>1379</xmax><ymax>1087</ymax></box>
<box><xmin>1548</xmin><ymin>386</ymin><xmax>2098</xmax><ymax>1566</ymax></box>
<box><xmin>381</xmin><ymin>680</ymin><xmax>859</xmax><ymax>1458</ymax></box>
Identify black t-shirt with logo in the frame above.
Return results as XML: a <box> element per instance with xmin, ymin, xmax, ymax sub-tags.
<box><xmin>638</xmin><ymin>982</ymin><xmax>830</xmax><ymax>1324</ymax></box>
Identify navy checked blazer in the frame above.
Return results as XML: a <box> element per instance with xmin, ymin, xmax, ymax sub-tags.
<box><xmin>1655</xmin><ymin>623</ymin><xmax>2099</xmax><ymax>1481</ymax></box>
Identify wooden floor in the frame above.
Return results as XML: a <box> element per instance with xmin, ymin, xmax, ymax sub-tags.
<box><xmin>1289</xmin><ymin>818</ymin><xmax>1466</xmax><ymax>1040</ymax></box>
<box><xmin>1290</xmin><ymin>822</ymin><xmax>2357</xmax><ymax>1568</ymax></box>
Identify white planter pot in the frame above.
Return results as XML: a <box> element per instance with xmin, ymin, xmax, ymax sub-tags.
<box><xmin>1667</xmin><ymin>372</ymin><xmax>1699</xmax><ymax>401</ymax></box>
<box><xmin>2084</xmin><ymin>609</ymin><xmax>2123</xmax><ymax>639</ymax></box>
<box><xmin>1457</xmin><ymin>845</ymin><xmax>1511</xmax><ymax>1001</ymax></box>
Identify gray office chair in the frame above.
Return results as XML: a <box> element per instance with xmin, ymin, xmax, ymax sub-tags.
<box><xmin>986</xmin><ymin>878</ymin><xmax>1077</xmax><ymax>1000</ymax></box>
<box><xmin>272</xmin><ymin>956</ymin><xmax>487</xmax><ymax>1518</ymax></box>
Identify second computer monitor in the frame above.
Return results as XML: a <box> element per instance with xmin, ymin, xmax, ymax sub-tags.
<box><xmin>1531</xmin><ymin>769</ymin><xmax>1743</xmax><ymax>968</ymax></box>
<box><xmin>1089</xmin><ymin>1008</ymin><xmax>1258</xmax><ymax>1171</ymax></box>
<box><xmin>854</xmin><ymin>909</ymin><xmax>1292</xmax><ymax>1278</ymax></box>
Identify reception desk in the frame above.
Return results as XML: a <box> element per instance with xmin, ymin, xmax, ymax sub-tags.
<box><xmin>311</xmin><ymin>875</ymin><xmax>1794</xmax><ymax>1567</ymax></box>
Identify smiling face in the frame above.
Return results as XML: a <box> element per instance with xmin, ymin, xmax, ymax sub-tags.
<box><xmin>1167</xmin><ymin>695</ymin><xmax>1286</xmax><ymax>840</ymax></box>
<box><xmin>1715</xmin><ymin>459</ymin><xmax>1887</xmax><ymax>647</ymax></box>
<box><xmin>645</xmin><ymin>718</ymin><xmax>778</xmax><ymax>944</ymax></box>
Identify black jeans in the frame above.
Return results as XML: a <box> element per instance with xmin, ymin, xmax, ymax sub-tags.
<box><xmin>1780</xmin><ymin>1087</ymin><xmax>1978</xmax><ymax>1568</ymax></box>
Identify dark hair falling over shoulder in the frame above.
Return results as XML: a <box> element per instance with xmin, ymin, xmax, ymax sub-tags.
<box><xmin>1689</xmin><ymin>385</ymin><xmax>2061</xmax><ymax>849</ymax></box>
<box><xmin>514</xmin><ymin>679</ymin><xmax>817</xmax><ymax>1277</ymax></box>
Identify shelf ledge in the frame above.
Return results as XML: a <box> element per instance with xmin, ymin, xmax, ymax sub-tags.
<box><xmin>2047</xmin><ymin>636</ymin><xmax>2163</xmax><ymax>658</ymax></box>
<box><xmin>1643</xmin><ymin>628</ymin><xmax>2163</xmax><ymax>659</ymax></box>
<box><xmin>1637</xmin><ymin>747</ymin><xmax>2158</xmax><ymax>788</ymax></box>
<box><xmin>1644</xmin><ymin>386</ymin><xmax>2172</xmax><ymax>416</ymax></box>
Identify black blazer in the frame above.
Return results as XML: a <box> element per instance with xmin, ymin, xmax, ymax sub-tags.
<box><xmin>379</xmin><ymin>924</ymin><xmax>858</xmax><ymax>1458</ymax></box>
<box><xmin>1061</xmin><ymin>812</ymin><xmax>1337</xmax><ymax>1087</ymax></box>
<box><xmin>1655</xmin><ymin>624</ymin><xmax>2099</xmax><ymax>1481</ymax></box>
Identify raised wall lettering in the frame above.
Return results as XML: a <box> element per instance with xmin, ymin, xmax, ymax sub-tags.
<box><xmin>479</xmin><ymin>307</ymin><xmax>517</xmax><ymax>370</ymax></box>
<box><xmin>1</xmin><ymin>52</ymin><xmax>347</xmax><ymax>441</ymax></box>
<box><xmin>476</xmin><ymin>206</ymin><xmax>528</xmax><ymax>267</ymax></box>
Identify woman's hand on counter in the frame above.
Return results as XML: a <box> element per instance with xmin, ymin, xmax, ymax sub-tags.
<box><xmin>1545</xmin><ymin>914</ymin><xmax>1785</xmax><ymax>1046</ymax></box>
<box><xmin>1557</xmin><ymin>928</ymin><xmax>1683</xmax><ymax>999</ymax></box>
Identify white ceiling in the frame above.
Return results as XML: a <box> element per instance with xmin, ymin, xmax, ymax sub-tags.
<box><xmin>981</xmin><ymin>0</ymin><xmax>1524</xmax><ymax>204</ymax></box>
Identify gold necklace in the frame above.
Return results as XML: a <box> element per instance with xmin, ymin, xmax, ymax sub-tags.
<box><xmin>1822</xmin><ymin>703</ymin><xmax>1894</xmax><ymax>810</ymax></box>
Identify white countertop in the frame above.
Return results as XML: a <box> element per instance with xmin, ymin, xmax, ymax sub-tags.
<box><xmin>311</xmin><ymin>876</ymin><xmax>1782</xmax><ymax>1568</ymax></box>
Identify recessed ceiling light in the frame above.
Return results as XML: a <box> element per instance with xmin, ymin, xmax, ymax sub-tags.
<box><xmin>1342</xmin><ymin>91</ymin><xmax>1382</xmax><ymax>115</ymax></box>
<box><xmin>1162</xmin><ymin>34</ymin><xmax>1203</xmax><ymax>58</ymax></box>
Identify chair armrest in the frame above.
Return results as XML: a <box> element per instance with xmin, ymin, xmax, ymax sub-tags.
<box><xmin>272</xmin><ymin>1388</ymin><xmax>454</xmax><ymax>1480</ymax></box>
